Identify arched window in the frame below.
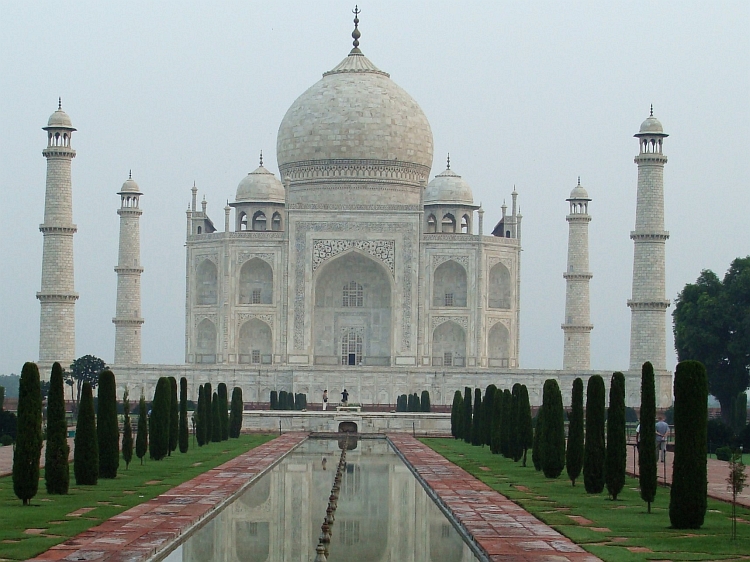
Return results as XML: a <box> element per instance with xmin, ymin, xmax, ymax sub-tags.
<box><xmin>427</xmin><ymin>214</ymin><xmax>437</xmax><ymax>233</ymax></box>
<box><xmin>461</xmin><ymin>214</ymin><xmax>470</xmax><ymax>234</ymax></box>
<box><xmin>238</xmin><ymin>318</ymin><xmax>272</xmax><ymax>364</ymax></box>
<box><xmin>432</xmin><ymin>321</ymin><xmax>466</xmax><ymax>367</ymax></box>
<box><xmin>252</xmin><ymin>211</ymin><xmax>267</xmax><ymax>231</ymax></box>
<box><xmin>341</xmin><ymin>327</ymin><xmax>363</xmax><ymax>365</ymax></box>
<box><xmin>488</xmin><ymin>322</ymin><xmax>510</xmax><ymax>367</ymax></box>
<box><xmin>488</xmin><ymin>262</ymin><xmax>511</xmax><ymax>309</ymax></box>
<box><xmin>195</xmin><ymin>318</ymin><xmax>217</xmax><ymax>363</ymax></box>
<box><xmin>441</xmin><ymin>213</ymin><xmax>456</xmax><ymax>233</ymax></box>
<box><xmin>433</xmin><ymin>260</ymin><xmax>467</xmax><ymax>307</ymax></box>
<box><xmin>342</xmin><ymin>281</ymin><xmax>363</xmax><ymax>307</ymax></box>
<box><xmin>239</xmin><ymin>258</ymin><xmax>273</xmax><ymax>304</ymax></box>
<box><xmin>196</xmin><ymin>259</ymin><xmax>218</xmax><ymax>305</ymax></box>
<box><xmin>271</xmin><ymin>212</ymin><xmax>282</xmax><ymax>231</ymax></box>
<box><xmin>239</xmin><ymin>212</ymin><xmax>248</xmax><ymax>231</ymax></box>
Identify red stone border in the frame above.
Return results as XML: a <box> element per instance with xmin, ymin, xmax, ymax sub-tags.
<box><xmin>388</xmin><ymin>435</ymin><xmax>601</xmax><ymax>562</ymax></box>
<box><xmin>29</xmin><ymin>433</ymin><xmax>307</xmax><ymax>562</ymax></box>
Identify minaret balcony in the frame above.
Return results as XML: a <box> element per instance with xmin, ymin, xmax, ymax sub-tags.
<box><xmin>39</xmin><ymin>224</ymin><xmax>77</xmax><ymax>234</ymax></box>
<box><xmin>561</xmin><ymin>324</ymin><xmax>593</xmax><ymax>332</ymax></box>
<box><xmin>37</xmin><ymin>292</ymin><xmax>79</xmax><ymax>302</ymax></box>
<box><xmin>630</xmin><ymin>231</ymin><xmax>669</xmax><ymax>241</ymax></box>
<box><xmin>562</xmin><ymin>272</ymin><xmax>592</xmax><ymax>280</ymax></box>
<box><xmin>627</xmin><ymin>299</ymin><xmax>671</xmax><ymax>310</ymax></box>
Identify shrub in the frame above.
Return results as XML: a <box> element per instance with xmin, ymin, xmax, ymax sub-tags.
<box><xmin>14</xmin><ymin>362</ymin><xmax>43</xmax><ymax>504</ymax></box>
<box><xmin>150</xmin><ymin>377</ymin><xmax>171</xmax><ymax>460</ymax></box>
<box><xmin>74</xmin><ymin>382</ymin><xmax>98</xmax><ymax>485</ymax></box>
<box><xmin>195</xmin><ymin>385</ymin><xmax>206</xmax><ymax>446</ymax></box>
<box><xmin>715</xmin><ymin>446</ymin><xmax>733</xmax><ymax>461</ymax></box>
<box><xmin>45</xmin><ymin>362</ymin><xmax>69</xmax><ymax>494</ymax></box>
<box><xmin>707</xmin><ymin>419</ymin><xmax>734</xmax><ymax>452</ymax></box>
<box><xmin>421</xmin><ymin>390</ymin><xmax>431</xmax><ymax>412</ymax></box>
<box><xmin>0</xmin><ymin>411</ymin><xmax>16</xmax><ymax>441</ymax></box>
<box><xmin>168</xmin><ymin>377</ymin><xmax>178</xmax><ymax>453</ymax></box>
<box><xmin>471</xmin><ymin>388</ymin><xmax>482</xmax><ymax>446</ymax></box>
<box><xmin>396</xmin><ymin>394</ymin><xmax>407</xmax><ymax>412</ymax></box>
<box><xmin>218</xmin><ymin>383</ymin><xmax>229</xmax><ymax>440</ymax></box>
<box><xmin>566</xmin><ymin>378</ymin><xmax>584</xmax><ymax>486</ymax></box>
<box><xmin>229</xmin><ymin>387</ymin><xmax>243</xmax><ymax>438</ymax></box>
<box><xmin>97</xmin><ymin>370</ymin><xmax>119</xmax><ymax>479</ymax></box>
<box><xmin>483</xmin><ymin>385</ymin><xmax>497</xmax><ymax>447</ymax></box>
<box><xmin>605</xmin><ymin>372</ymin><xmax>626</xmax><ymax>499</ymax></box>
<box><xmin>211</xmin><ymin>392</ymin><xmax>221</xmax><ymax>442</ymax></box>
<box><xmin>0</xmin><ymin>435</ymin><xmax>12</xmax><ymax>446</ymax></box>
<box><xmin>539</xmin><ymin>379</ymin><xmax>565</xmax><ymax>478</ymax></box>
<box><xmin>670</xmin><ymin>360</ymin><xmax>708</xmax><ymax>529</ymax></box>
<box><xmin>518</xmin><ymin>385</ymin><xmax>533</xmax><ymax>466</ymax></box>
<box><xmin>501</xmin><ymin>389</ymin><xmax>512</xmax><ymax>457</ymax></box>
<box><xmin>451</xmin><ymin>390</ymin><xmax>463</xmax><ymax>438</ymax></box>
<box><xmin>270</xmin><ymin>390</ymin><xmax>278</xmax><ymax>410</ymax></box>
<box><xmin>640</xmin><ymin>361</ymin><xmax>657</xmax><ymax>512</ymax></box>
<box><xmin>625</xmin><ymin>406</ymin><xmax>639</xmax><ymax>423</ymax></box>
<box><xmin>279</xmin><ymin>390</ymin><xmax>288</xmax><ymax>411</ymax></box>
<box><xmin>179</xmin><ymin>377</ymin><xmax>189</xmax><ymax>453</ymax></box>
<box><xmin>122</xmin><ymin>389</ymin><xmax>133</xmax><ymax>468</ymax></box>
<box><xmin>135</xmin><ymin>394</ymin><xmax>148</xmax><ymax>464</ymax></box>
<box><xmin>732</xmin><ymin>392</ymin><xmax>747</xmax><ymax>434</ymax></box>
<box><xmin>463</xmin><ymin>387</ymin><xmax>473</xmax><ymax>444</ymax></box>
<box><xmin>584</xmin><ymin>375</ymin><xmax>606</xmax><ymax>493</ymax></box>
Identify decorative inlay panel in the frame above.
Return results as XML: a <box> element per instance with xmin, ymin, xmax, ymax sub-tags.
<box><xmin>312</xmin><ymin>239</ymin><xmax>395</xmax><ymax>274</ymax></box>
<box><xmin>238</xmin><ymin>252</ymin><xmax>275</xmax><ymax>266</ymax></box>
<box><xmin>194</xmin><ymin>313</ymin><xmax>217</xmax><ymax>328</ymax></box>
<box><xmin>432</xmin><ymin>254</ymin><xmax>469</xmax><ymax>269</ymax></box>
<box><xmin>487</xmin><ymin>256</ymin><xmax>512</xmax><ymax>270</ymax></box>
<box><xmin>194</xmin><ymin>253</ymin><xmax>218</xmax><ymax>266</ymax></box>
<box><xmin>288</xmin><ymin>203</ymin><xmax>421</xmax><ymax>211</ymax></box>
<box><xmin>431</xmin><ymin>315</ymin><xmax>469</xmax><ymax>331</ymax></box>
<box><xmin>487</xmin><ymin>317</ymin><xmax>510</xmax><ymax>329</ymax></box>
<box><xmin>237</xmin><ymin>313</ymin><xmax>274</xmax><ymax>327</ymax></box>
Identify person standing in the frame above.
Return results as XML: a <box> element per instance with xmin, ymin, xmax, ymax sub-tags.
<box><xmin>341</xmin><ymin>389</ymin><xmax>349</xmax><ymax>405</ymax></box>
<box><xmin>322</xmin><ymin>390</ymin><xmax>328</xmax><ymax>411</ymax></box>
<box><xmin>655</xmin><ymin>416</ymin><xmax>670</xmax><ymax>462</ymax></box>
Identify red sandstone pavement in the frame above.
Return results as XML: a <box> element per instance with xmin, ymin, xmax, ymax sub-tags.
<box><xmin>0</xmin><ymin>438</ymin><xmax>75</xmax><ymax>477</ymax></box>
<box><xmin>625</xmin><ymin>443</ymin><xmax>750</xmax><ymax>508</ymax></box>
<box><xmin>388</xmin><ymin>434</ymin><xmax>601</xmax><ymax>562</ymax></box>
<box><xmin>26</xmin><ymin>433</ymin><xmax>307</xmax><ymax>562</ymax></box>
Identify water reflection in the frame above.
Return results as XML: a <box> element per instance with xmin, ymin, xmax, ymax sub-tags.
<box><xmin>162</xmin><ymin>439</ymin><xmax>480</xmax><ymax>562</ymax></box>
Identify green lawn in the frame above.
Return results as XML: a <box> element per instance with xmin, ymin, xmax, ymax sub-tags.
<box><xmin>423</xmin><ymin>438</ymin><xmax>750</xmax><ymax>562</ymax></box>
<box><xmin>0</xmin><ymin>434</ymin><xmax>274</xmax><ymax>561</ymax></box>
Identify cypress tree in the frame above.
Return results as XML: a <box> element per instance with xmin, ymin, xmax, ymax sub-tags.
<box><xmin>483</xmin><ymin>385</ymin><xmax>497</xmax><ymax>446</ymax></box>
<box><xmin>540</xmin><ymin>379</ymin><xmax>566</xmax><ymax>478</ymax></box>
<box><xmin>670</xmin><ymin>360</ymin><xmax>708</xmax><ymax>529</ymax></box>
<box><xmin>397</xmin><ymin>394</ymin><xmax>406</xmax><ymax>412</ymax></box>
<box><xmin>135</xmin><ymin>394</ymin><xmax>148</xmax><ymax>464</ymax></box>
<box><xmin>150</xmin><ymin>377</ymin><xmax>171</xmax><ymax>460</ymax></box>
<box><xmin>491</xmin><ymin>389</ymin><xmax>503</xmax><ymax>454</ymax></box>
<box><xmin>168</xmin><ymin>377</ymin><xmax>178</xmax><ymax>454</ymax></box>
<box><xmin>97</xmin><ymin>370</ymin><xmax>119</xmax><ymax>479</ymax></box>
<box><xmin>270</xmin><ymin>390</ymin><xmax>278</xmax><ymax>410</ymax></box>
<box><xmin>471</xmin><ymin>388</ymin><xmax>482</xmax><ymax>446</ymax></box>
<box><xmin>74</xmin><ymin>382</ymin><xmax>98</xmax><ymax>485</ymax></box>
<box><xmin>45</xmin><ymin>362</ymin><xmax>69</xmax><ymax>494</ymax></box>
<box><xmin>414</xmin><ymin>392</ymin><xmax>421</xmax><ymax>412</ymax></box>
<box><xmin>510</xmin><ymin>384</ymin><xmax>522</xmax><ymax>461</ymax></box>
<box><xmin>211</xmin><ymin>392</ymin><xmax>221</xmax><ymax>442</ymax></box>
<box><xmin>463</xmin><ymin>387</ymin><xmax>473</xmax><ymax>444</ymax></box>
<box><xmin>519</xmin><ymin>385</ymin><xmax>533</xmax><ymax>466</ymax></box>
<box><xmin>407</xmin><ymin>393</ymin><xmax>414</xmax><ymax>412</ymax></box>
<box><xmin>639</xmin><ymin>362</ymin><xmax>657</xmax><ymax>512</ymax></box>
<box><xmin>566</xmin><ymin>378</ymin><xmax>584</xmax><ymax>486</ymax></box>
<box><xmin>14</xmin><ymin>362</ymin><xmax>43</xmax><ymax>504</ymax></box>
<box><xmin>179</xmin><ymin>377</ymin><xmax>189</xmax><ymax>453</ymax></box>
<box><xmin>279</xmin><ymin>390</ymin><xmax>288</xmax><ymax>411</ymax></box>
<box><xmin>606</xmin><ymin>372</ymin><xmax>627</xmax><ymax>500</ymax></box>
<box><xmin>229</xmin><ymin>387</ymin><xmax>243</xmax><ymax>438</ymax></box>
<box><xmin>421</xmin><ymin>390</ymin><xmax>431</xmax><ymax>412</ymax></box>
<box><xmin>204</xmin><ymin>383</ymin><xmax>212</xmax><ymax>439</ymax></box>
<box><xmin>501</xmin><ymin>388</ymin><xmax>513</xmax><ymax>457</ymax></box>
<box><xmin>218</xmin><ymin>383</ymin><xmax>229</xmax><ymax>440</ymax></box>
<box><xmin>122</xmin><ymin>389</ymin><xmax>133</xmax><ymax>469</ymax></box>
<box><xmin>195</xmin><ymin>385</ymin><xmax>206</xmax><ymax>446</ymax></box>
<box><xmin>584</xmin><ymin>375</ymin><xmax>606</xmax><ymax>493</ymax></box>
<box><xmin>532</xmin><ymin>405</ymin><xmax>543</xmax><ymax>471</ymax></box>
<box><xmin>451</xmin><ymin>390</ymin><xmax>463</xmax><ymax>438</ymax></box>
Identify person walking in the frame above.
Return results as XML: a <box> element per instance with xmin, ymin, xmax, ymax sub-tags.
<box><xmin>655</xmin><ymin>416</ymin><xmax>670</xmax><ymax>462</ymax></box>
<box><xmin>322</xmin><ymin>390</ymin><xmax>328</xmax><ymax>411</ymax></box>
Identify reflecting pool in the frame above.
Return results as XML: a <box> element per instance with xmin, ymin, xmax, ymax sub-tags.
<box><xmin>161</xmin><ymin>438</ymin><xmax>481</xmax><ymax>561</ymax></box>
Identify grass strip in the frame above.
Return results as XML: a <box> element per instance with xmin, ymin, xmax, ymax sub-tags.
<box><xmin>422</xmin><ymin>438</ymin><xmax>750</xmax><ymax>562</ymax></box>
<box><xmin>0</xmin><ymin>434</ymin><xmax>275</xmax><ymax>561</ymax></box>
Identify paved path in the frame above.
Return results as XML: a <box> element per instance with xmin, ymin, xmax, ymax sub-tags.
<box><xmin>28</xmin><ymin>433</ymin><xmax>308</xmax><ymax>562</ymax></box>
<box><xmin>0</xmin><ymin>438</ymin><xmax>74</xmax><ymax>477</ymax></box>
<box><xmin>626</xmin><ymin>443</ymin><xmax>750</xmax><ymax>508</ymax></box>
<box><xmin>389</xmin><ymin>434</ymin><xmax>600</xmax><ymax>562</ymax></box>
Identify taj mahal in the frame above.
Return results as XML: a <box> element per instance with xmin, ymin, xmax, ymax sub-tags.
<box><xmin>35</xmin><ymin>14</ymin><xmax>673</xmax><ymax>411</ymax></box>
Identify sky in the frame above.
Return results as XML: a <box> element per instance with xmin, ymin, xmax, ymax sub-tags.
<box><xmin>1</xmin><ymin>1</ymin><xmax>748</xmax><ymax>376</ymax></box>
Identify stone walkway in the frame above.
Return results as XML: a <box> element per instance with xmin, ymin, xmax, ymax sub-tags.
<box><xmin>625</xmin><ymin>444</ymin><xmax>750</xmax><ymax>508</ymax></box>
<box><xmin>388</xmin><ymin>434</ymin><xmax>600</xmax><ymax>562</ymax></box>
<box><xmin>27</xmin><ymin>433</ymin><xmax>307</xmax><ymax>562</ymax></box>
<box><xmin>0</xmin><ymin>439</ymin><xmax>75</xmax><ymax>477</ymax></box>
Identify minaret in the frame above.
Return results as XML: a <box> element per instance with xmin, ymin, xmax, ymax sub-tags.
<box><xmin>113</xmin><ymin>172</ymin><xmax>144</xmax><ymax>364</ymax></box>
<box><xmin>562</xmin><ymin>178</ymin><xmax>593</xmax><ymax>370</ymax></box>
<box><xmin>38</xmin><ymin>100</ymin><xmax>78</xmax><ymax>371</ymax></box>
<box><xmin>628</xmin><ymin>107</ymin><xmax>669</xmax><ymax>372</ymax></box>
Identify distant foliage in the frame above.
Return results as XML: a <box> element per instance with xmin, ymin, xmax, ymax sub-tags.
<box><xmin>566</xmin><ymin>378</ymin><xmax>584</xmax><ymax>486</ymax></box>
<box><xmin>179</xmin><ymin>377</ymin><xmax>189</xmax><ymax>453</ymax></box>
<box><xmin>270</xmin><ymin>390</ymin><xmax>278</xmax><ymax>410</ymax></box>
<box><xmin>46</xmin><ymin>362</ymin><xmax>69</xmax><ymax>494</ymax></box>
<box><xmin>74</xmin><ymin>382</ymin><xmax>98</xmax><ymax>485</ymax></box>
<box><xmin>122</xmin><ymin>389</ymin><xmax>133</xmax><ymax>468</ymax></box>
<box><xmin>670</xmin><ymin>361</ymin><xmax>708</xmax><ymax>529</ymax></box>
<box><xmin>97</xmin><ymin>370</ymin><xmax>119</xmax><ymax>478</ymax></box>
<box><xmin>421</xmin><ymin>390</ymin><xmax>431</xmax><ymax>412</ymax></box>
<box><xmin>584</xmin><ymin>375</ymin><xmax>606</xmax><ymax>493</ymax></box>
<box><xmin>229</xmin><ymin>387</ymin><xmax>243</xmax><ymax>438</ymax></box>
<box><xmin>605</xmin><ymin>372</ymin><xmax>626</xmax><ymax>499</ymax></box>
<box><xmin>14</xmin><ymin>362</ymin><xmax>43</xmax><ymax>504</ymax></box>
<box><xmin>639</xmin><ymin>362</ymin><xmax>657</xmax><ymax>511</ymax></box>
<box><xmin>396</xmin><ymin>394</ymin><xmax>407</xmax><ymax>412</ymax></box>
<box><xmin>150</xmin><ymin>377</ymin><xmax>171</xmax><ymax>460</ymax></box>
<box><xmin>135</xmin><ymin>394</ymin><xmax>148</xmax><ymax>463</ymax></box>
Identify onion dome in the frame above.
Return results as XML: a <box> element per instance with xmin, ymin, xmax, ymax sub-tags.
<box><xmin>235</xmin><ymin>159</ymin><xmax>285</xmax><ymax>204</ymax></box>
<box><xmin>425</xmin><ymin>158</ymin><xmax>474</xmax><ymax>205</ymax></box>
<box><xmin>44</xmin><ymin>98</ymin><xmax>75</xmax><ymax>131</ymax></box>
<box><xmin>568</xmin><ymin>177</ymin><xmax>589</xmax><ymax>201</ymax></box>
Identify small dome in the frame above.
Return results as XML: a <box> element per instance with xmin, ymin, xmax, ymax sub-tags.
<box><xmin>120</xmin><ymin>177</ymin><xmax>141</xmax><ymax>194</ymax></box>
<box><xmin>638</xmin><ymin>115</ymin><xmax>664</xmax><ymax>134</ymax></box>
<box><xmin>568</xmin><ymin>179</ymin><xmax>589</xmax><ymax>200</ymax></box>
<box><xmin>45</xmin><ymin>104</ymin><xmax>75</xmax><ymax>130</ymax></box>
<box><xmin>425</xmin><ymin>168</ymin><xmax>474</xmax><ymax>206</ymax></box>
<box><xmin>235</xmin><ymin>166</ymin><xmax>285</xmax><ymax>203</ymax></box>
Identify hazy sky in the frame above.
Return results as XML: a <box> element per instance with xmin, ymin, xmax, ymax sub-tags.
<box><xmin>1</xmin><ymin>1</ymin><xmax>748</xmax><ymax>376</ymax></box>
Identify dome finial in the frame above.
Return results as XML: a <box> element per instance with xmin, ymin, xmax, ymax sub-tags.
<box><xmin>58</xmin><ymin>97</ymin><xmax>62</xmax><ymax>110</ymax></box>
<box><xmin>259</xmin><ymin>150</ymin><xmax>263</xmax><ymax>167</ymax></box>
<box><xmin>351</xmin><ymin>5</ymin><xmax>361</xmax><ymax>50</ymax></box>
<box><xmin>446</xmin><ymin>153</ymin><xmax>450</xmax><ymax>169</ymax></box>
<box><xmin>129</xmin><ymin>169</ymin><xmax>132</xmax><ymax>180</ymax></box>
<box><xmin>577</xmin><ymin>176</ymin><xmax>581</xmax><ymax>186</ymax></box>
<box><xmin>650</xmin><ymin>104</ymin><xmax>654</xmax><ymax>117</ymax></box>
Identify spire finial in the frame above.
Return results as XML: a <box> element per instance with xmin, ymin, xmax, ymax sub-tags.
<box><xmin>577</xmin><ymin>176</ymin><xmax>581</xmax><ymax>186</ymax></box>
<box><xmin>259</xmin><ymin>150</ymin><xmax>263</xmax><ymax>167</ymax></box>
<box><xmin>351</xmin><ymin>5</ymin><xmax>361</xmax><ymax>49</ymax></box>
<box><xmin>446</xmin><ymin>153</ymin><xmax>450</xmax><ymax>169</ymax></box>
<box><xmin>650</xmin><ymin>104</ymin><xmax>654</xmax><ymax>117</ymax></box>
<box><xmin>58</xmin><ymin>97</ymin><xmax>62</xmax><ymax>110</ymax></box>
<box><xmin>129</xmin><ymin>169</ymin><xmax>132</xmax><ymax>180</ymax></box>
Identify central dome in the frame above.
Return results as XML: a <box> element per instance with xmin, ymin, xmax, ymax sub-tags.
<box><xmin>276</xmin><ymin>44</ymin><xmax>433</xmax><ymax>206</ymax></box>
